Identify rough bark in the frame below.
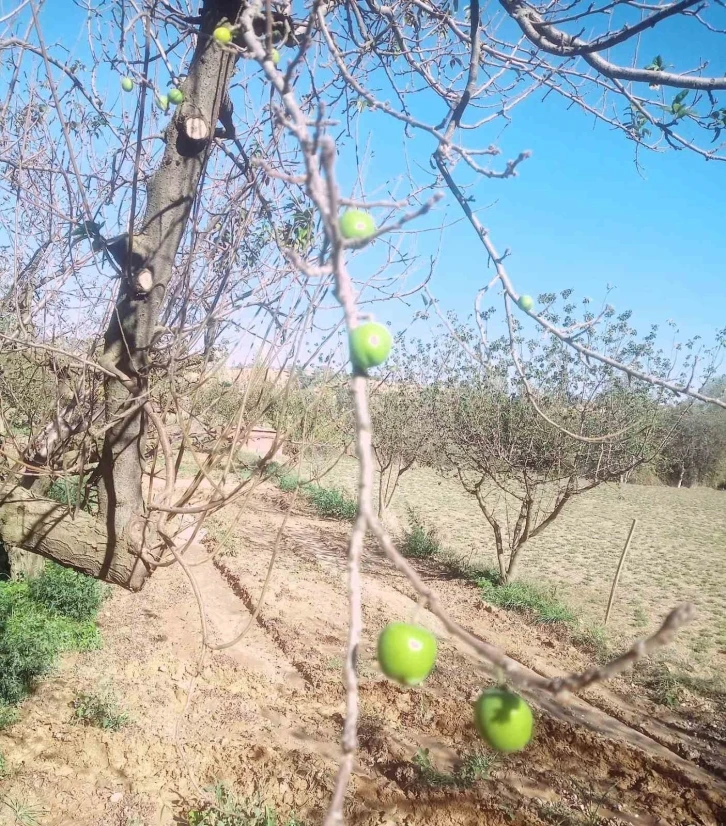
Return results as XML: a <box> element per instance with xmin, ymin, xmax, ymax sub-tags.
<box><xmin>0</xmin><ymin>485</ymin><xmax>145</xmax><ymax>589</ymax></box>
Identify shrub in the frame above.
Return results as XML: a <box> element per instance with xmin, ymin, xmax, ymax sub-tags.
<box><xmin>0</xmin><ymin>704</ymin><xmax>19</xmax><ymax>730</ymax></box>
<box><xmin>72</xmin><ymin>689</ymin><xmax>129</xmax><ymax>731</ymax></box>
<box><xmin>401</xmin><ymin>509</ymin><xmax>441</xmax><ymax>559</ymax></box>
<box><xmin>304</xmin><ymin>484</ymin><xmax>357</xmax><ymax>520</ymax></box>
<box><xmin>28</xmin><ymin>562</ymin><xmax>104</xmax><ymax>621</ymax></box>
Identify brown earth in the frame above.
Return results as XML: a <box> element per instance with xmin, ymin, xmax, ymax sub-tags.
<box><xmin>0</xmin><ymin>482</ymin><xmax>724</xmax><ymax>826</ymax></box>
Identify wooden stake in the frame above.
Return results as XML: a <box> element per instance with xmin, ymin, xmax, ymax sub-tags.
<box><xmin>604</xmin><ymin>518</ymin><xmax>637</xmax><ymax>627</ymax></box>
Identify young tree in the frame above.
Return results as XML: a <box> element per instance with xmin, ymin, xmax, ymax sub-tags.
<box><xmin>425</xmin><ymin>305</ymin><xmax>679</xmax><ymax>581</ymax></box>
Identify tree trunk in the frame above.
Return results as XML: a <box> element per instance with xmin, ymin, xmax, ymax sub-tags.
<box><xmin>0</xmin><ymin>1</ymin><xmax>245</xmax><ymax>589</ymax></box>
<box><xmin>505</xmin><ymin>545</ymin><xmax>524</xmax><ymax>583</ymax></box>
<box><xmin>677</xmin><ymin>464</ymin><xmax>685</xmax><ymax>488</ymax></box>
<box><xmin>0</xmin><ymin>485</ymin><xmax>144</xmax><ymax>587</ymax></box>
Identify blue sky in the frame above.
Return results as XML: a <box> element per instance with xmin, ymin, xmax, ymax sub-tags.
<box><xmin>29</xmin><ymin>1</ymin><xmax>726</xmax><ymax>357</ymax></box>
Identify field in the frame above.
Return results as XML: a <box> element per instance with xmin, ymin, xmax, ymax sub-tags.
<box><xmin>0</xmin><ymin>462</ymin><xmax>724</xmax><ymax>826</ymax></box>
<box><xmin>305</xmin><ymin>457</ymin><xmax>726</xmax><ymax>668</ymax></box>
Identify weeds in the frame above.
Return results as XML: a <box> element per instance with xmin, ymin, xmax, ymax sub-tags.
<box><xmin>303</xmin><ymin>485</ymin><xmax>357</xmax><ymax>520</ymax></box>
<box><xmin>400</xmin><ymin>509</ymin><xmax>440</xmax><ymax>559</ymax></box>
<box><xmin>633</xmin><ymin>657</ymin><xmax>726</xmax><ymax>709</ymax></box>
<box><xmin>412</xmin><ymin>747</ymin><xmax>496</xmax><ymax>790</ymax></box>
<box><xmin>71</xmin><ymin>689</ymin><xmax>130</xmax><ymax>731</ymax></box>
<box><xmin>0</xmin><ymin>797</ymin><xmax>48</xmax><ymax>826</ymax></box>
<box><xmin>0</xmin><ymin>752</ymin><xmax>5</xmax><ymax>777</ymax></box>
<box><xmin>46</xmin><ymin>474</ymin><xmax>97</xmax><ymax>514</ymax></box>
<box><xmin>28</xmin><ymin>562</ymin><xmax>105</xmax><ymax>622</ymax></box>
<box><xmin>0</xmin><ymin>704</ymin><xmax>19</xmax><ymax>730</ymax></box>
<box><xmin>476</xmin><ymin>572</ymin><xmax>577</xmax><ymax>627</ymax></box>
<box><xmin>186</xmin><ymin>783</ymin><xmax>302</xmax><ymax>826</ymax></box>
<box><xmin>0</xmin><ymin>572</ymin><xmax>102</xmax><ymax>705</ymax></box>
<box><xmin>277</xmin><ymin>474</ymin><xmax>299</xmax><ymax>493</ymax></box>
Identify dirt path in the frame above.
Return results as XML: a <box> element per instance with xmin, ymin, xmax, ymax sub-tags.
<box><xmin>1</xmin><ymin>484</ymin><xmax>724</xmax><ymax>826</ymax></box>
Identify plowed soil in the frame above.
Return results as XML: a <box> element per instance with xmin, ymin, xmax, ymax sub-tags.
<box><xmin>1</xmin><ymin>482</ymin><xmax>724</xmax><ymax>826</ymax></box>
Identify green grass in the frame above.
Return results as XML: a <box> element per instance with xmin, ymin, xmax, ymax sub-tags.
<box><xmin>71</xmin><ymin>689</ymin><xmax>129</xmax><ymax>731</ymax></box>
<box><xmin>303</xmin><ymin>484</ymin><xmax>357</xmax><ymax>520</ymax></box>
<box><xmin>412</xmin><ymin>747</ymin><xmax>497</xmax><ymax>789</ymax></box>
<box><xmin>476</xmin><ymin>572</ymin><xmax>577</xmax><ymax>627</ymax></box>
<box><xmin>0</xmin><ymin>566</ymin><xmax>102</xmax><ymax>705</ymax></box>
<box><xmin>186</xmin><ymin>784</ymin><xmax>303</xmax><ymax>826</ymax></box>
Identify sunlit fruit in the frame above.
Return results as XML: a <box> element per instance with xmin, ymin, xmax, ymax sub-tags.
<box><xmin>120</xmin><ymin>77</ymin><xmax>134</xmax><ymax>92</ymax></box>
<box><xmin>349</xmin><ymin>322</ymin><xmax>392</xmax><ymax>372</ymax></box>
<box><xmin>271</xmin><ymin>48</ymin><xmax>280</xmax><ymax>65</ymax></box>
<box><xmin>377</xmin><ymin>623</ymin><xmax>437</xmax><ymax>686</ymax></box>
<box><xmin>156</xmin><ymin>94</ymin><xmax>169</xmax><ymax>112</ymax></box>
<box><xmin>168</xmin><ymin>88</ymin><xmax>184</xmax><ymax>105</ymax></box>
<box><xmin>339</xmin><ymin>209</ymin><xmax>376</xmax><ymax>240</ymax></box>
<box><xmin>473</xmin><ymin>688</ymin><xmax>533</xmax><ymax>753</ymax></box>
<box><xmin>213</xmin><ymin>25</ymin><xmax>232</xmax><ymax>44</ymax></box>
<box><xmin>517</xmin><ymin>294</ymin><xmax>534</xmax><ymax>312</ymax></box>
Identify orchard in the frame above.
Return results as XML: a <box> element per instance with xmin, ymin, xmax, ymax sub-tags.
<box><xmin>0</xmin><ymin>1</ymin><xmax>724</xmax><ymax>824</ymax></box>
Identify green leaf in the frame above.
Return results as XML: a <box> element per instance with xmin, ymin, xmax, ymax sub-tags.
<box><xmin>673</xmin><ymin>90</ymin><xmax>688</xmax><ymax>105</ymax></box>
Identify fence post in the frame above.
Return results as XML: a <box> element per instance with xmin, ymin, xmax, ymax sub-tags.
<box><xmin>604</xmin><ymin>519</ymin><xmax>637</xmax><ymax>627</ymax></box>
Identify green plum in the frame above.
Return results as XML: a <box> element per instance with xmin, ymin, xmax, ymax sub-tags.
<box><xmin>120</xmin><ymin>77</ymin><xmax>134</xmax><ymax>92</ymax></box>
<box><xmin>213</xmin><ymin>26</ymin><xmax>233</xmax><ymax>44</ymax></box>
<box><xmin>349</xmin><ymin>322</ymin><xmax>392</xmax><ymax>372</ymax></box>
<box><xmin>473</xmin><ymin>688</ymin><xmax>533</xmax><ymax>753</ymax></box>
<box><xmin>377</xmin><ymin>623</ymin><xmax>437</xmax><ymax>686</ymax></box>
<box><xmin>517</xmin><ymin>295</ymin><xmax>534</xmax><ymax>313</ymax></box>
<box><xmin>168</xmin><ymin>88</ymin><xmax>184</xmax><ymax>105</ymax></box>
<box><xmin>339</xmin><ymin>209</ymin><xmax>376</xmax><ymax>240</ymax></box>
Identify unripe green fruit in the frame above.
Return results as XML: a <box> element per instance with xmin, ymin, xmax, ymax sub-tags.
<box><xmin>156</xmin><ymin>94</ymin><xmax>169</xmax><ymax>112</ymax></box>
<box><xmin>349</xmin><ymin>322</ymin><xmax>392</xmax><ymax>372</ymax></box>
<box><xmin>168</xmin><ymin>88</ymin><xmax>184</xmax><ymax>105</ymax></box>
<box><xmin>120</xmin><ymin>77</ymin><xmax>134</xmax><ymax>92</ymax></box>
<box><xmin>339</xmin><ymin>209</ymin><xmax>376</xmax><ymax>240</ymax></box>
<box><xmin>473</xmin><ymin>688</ymin><xmax>533</xmax><ymax>753</ymax></box>
<box><xmin>377</xmin><ymin>623</ymin><xmax>437</xmax><ymax>686</ymax></box>
<box><xmin>517</xmin><ymin>294</ymin><xmax>534</xmax><ymax>313</ymax></box>
<box><xmin>213</xmin><ymin>26</ymin><xmax>233</xmax><ymax>44</ymax></box>
<box><xmin>271</xmin><ymin>48</ymin><xmax>280</xmax><ymax>65</ymax></box>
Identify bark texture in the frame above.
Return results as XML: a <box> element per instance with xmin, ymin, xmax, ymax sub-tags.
<box><xmin>0</xmin><ymin>485</ymin><xmax>144</xmax><ymax>589</ymax></box>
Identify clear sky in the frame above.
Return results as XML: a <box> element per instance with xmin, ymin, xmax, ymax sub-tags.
<box><xmin>28</xmin><ymin>1</ymin><xmax>726</xmax><ymax>357</ymax></box>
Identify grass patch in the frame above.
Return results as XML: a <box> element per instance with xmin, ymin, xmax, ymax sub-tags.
<box><xmin>400</xmin><ymin>509</ymin><xmax>441</xmax><ymax>559</ymax></box>
<box><xmin>303</xmin><ymin>484</ymin><xmax>357</xmax><ymax>520</ymax></box>
<box><xmin>412</xmin><ymin>747</ymin><xmax>496</xmax><ymax>789</ymax></box>
<box><xmin>476</xmin><ymin>572</ymin><xmax>577</xmax><ymax>627</ymax></box>
<box><xmin>186</xmin><ymin>783</ymin><xmax>303</xmax><ymax>826</ymax></box>
<box><xmin>71</xmin><ymin>689</ymin><xmax>129</xmax><ymax>731</ymax></box>
<box><xmin>0</xmin><ymin>567</ymin><xmax>102</xmax><ymax>705</ymax></box>
<box><xmin>633</xmin><ymin>658</ymin><xmax>726</xmax><ymax>709</ymax></box>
